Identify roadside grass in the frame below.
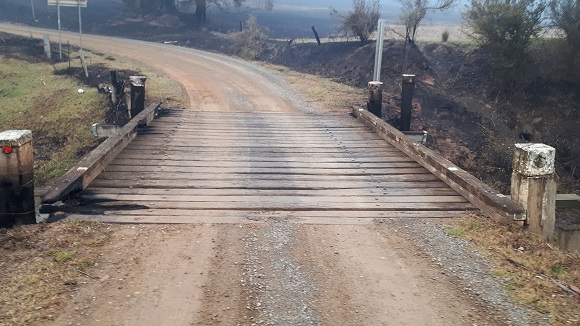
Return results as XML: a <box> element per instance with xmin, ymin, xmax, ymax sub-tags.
<box><xmin>448</xmin><ymin>213</ymin><xmax>580</xmax><ymax>325</ymax></box>
<box><xmin>261</xmin><ymin>63</ymin><xmax>365</xmax><ymax>112</ymax></box>
<box><xmin>0</xmin><ymin>33</ymin><xmax>187</xmax><ymax>186</ymax></box>
<box><xmin>0</xmin><ymin>221</ymin><xmax>114</xmax><ymax>326</ymax></box>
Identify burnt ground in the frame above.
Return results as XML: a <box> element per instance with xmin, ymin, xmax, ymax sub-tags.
<box><xmin>1</xmin><ymin>1</ymin><xmax>579</xmax><ymax>223</ymax></box>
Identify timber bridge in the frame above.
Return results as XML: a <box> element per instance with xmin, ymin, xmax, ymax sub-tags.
<box><xmin>1</xmin><ymin>24</ymin><xmax>557</xmax><ymax>236</ymax></box>
<box><xmin>34</xmin><ymin>103</ymin><xmax>525</xmax><ymax>225</ymax></box>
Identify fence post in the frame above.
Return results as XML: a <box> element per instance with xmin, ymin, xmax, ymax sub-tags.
<box><xmin>128</xmin><ymin>76</ymin><xmax>147</xmax><ymax>118</ymax></box>
<box><xmin>511</xmin><ymin>143</ymin><xmax>556</xmax><ymax>240</ymax></box>
<box><xmin>0</xmin><ymin>130</ymin><xmax>35</xmax><ymax>227</ymax></box>
<box><xmin>110</xmin><ymin>70</ymin><xmax>122</xmax><ymax>106</ymax></box>
<box><xmin>367</xmin><ymin>81</ymin><xmax>383</xmax><ymax>118</ymax></box>
<box><xmin>400</xmin><ymin>74</ymin><xmax>415</xmax><ymax>131</ymax></box>
<box><xmin>311</xmin><ymin>26</ymin><xmax>321</xmax><ymax>45</ymax></box>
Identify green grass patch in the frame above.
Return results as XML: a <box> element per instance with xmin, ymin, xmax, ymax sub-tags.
<box><xmin>0</xmin><ymin>33</ymin><xmax>187</xmax><ymax>185</ymax></box>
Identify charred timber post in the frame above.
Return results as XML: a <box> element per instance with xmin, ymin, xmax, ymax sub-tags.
<box><xmin>312</xmin><ymin>26</ymin><xmax>321</xmax><ymax>45</ymax></box>
<box><xmin>128</xmin><ymin>76</ymin><xmax>147</xmax><ymax>118</ymax></box>
<box><xmin>367</xmin><ymin>81</ymin><xmax>383</xmax><ymax>118</ymax></box>
<box><xmin>511</xmin><ymin>143</ymin><xmax>556</xmax><ymax>240</ymax></box>
<box><xmin>110</xmin><ymin>70</ymin><xmax>122</xmax><ymax>106</ymax></box>
<box><xmin>0</xmin><ymin>130</ymin><xmax>35</xmax><ymax>228</ymax></box>
<box><xmin>400</xmin><ymin>74</ymin><xmax>415</xmax><ymax>131</ymax></box>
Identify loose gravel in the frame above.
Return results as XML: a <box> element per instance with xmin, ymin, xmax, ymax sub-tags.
<box><xmin>375</xmin><ymin>218</ymin><xmax>540</xmax><ymax>326</ymax></box>
<box><xmin>242</xmin><ymin>221</ymin><xmax>320</xmax><ymax>326</ymax></box>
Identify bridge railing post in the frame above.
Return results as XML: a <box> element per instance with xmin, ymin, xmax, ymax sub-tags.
<box><xmin>511</xmin><ymin>143</ymin><xmax>556</xmax><ymax>240</ymax></box>
<box><xmin>367</xmin><ymin>81</ymin><xmax>383</xmax><ymax>118</ymax></box>
<box><xmin>400</xmin><ymin>74</ymin><xmax>415</xmax><ymax>131</ymax></box>
<box><xmin>0</xmin><ymin>130</ymin><xmax>36</xmax><ymax>227</ymax></box>
<box><xmin>128</xmin><ymin>76</ymin><xmax>147</xmax><ymax>118</ymax></box>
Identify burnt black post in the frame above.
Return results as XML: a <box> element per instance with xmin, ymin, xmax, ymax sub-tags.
<box><xmin>400</xmin><ymin>74</ymin><xmax>415</xmax><ymax>131</ymax></box>
<box><xmin>128</xmin><ymin>76</ymin><xmax>147</xmax><ymax>118</ymax></box>
<box><xmin>367</xmin><ymin>81</ymin><xmax>383</xmax><ymax>118</ymax></box>
<box><xmin>0</xmin><ymin>130</ymin><xmax>35</xmax><ymax>227</ymax></box>
<box><xmin>312</xmin><ymin>26</ymin><xmax>321</xmax><ymax>45</ymax></box>
<box><xmin>110</xmin><ymin>70</ymin><xmax>122</xmax><ymax>106</ymax></box>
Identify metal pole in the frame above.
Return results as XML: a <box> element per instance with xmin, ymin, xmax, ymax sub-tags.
<box><xmin>30</xmin><ymin>0</ymin><xmax>37</xmax><ymax>21</ymax></box>
<box><xmin>58</xmin><ymin>3</ymin><xmax>62</xmax><ymax>61</ymax></box>
<box><xmin>78</xmin><ymin>3</ymin><xmax>83</xmax><ymax>57</ymax></box>
<box><xmin>373</xmin><ymin>19</ymin><xmax>385</xmax><ymax>82</ymax></box>
<box><xmin>78</xmin><ymin>3</ymin><xmax>88</xmax><ymax>77</ymax></box>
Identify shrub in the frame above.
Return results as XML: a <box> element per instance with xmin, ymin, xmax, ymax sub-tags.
<box><xmin>228</xmin><ymin>15</ymin><xmax>268</xmax><ymax>60</ymax></box>
<box><xmin>332</xmin><ymin>0</ymin><xmax>381</xmax><ymax>44</ymax></box>
<box><xmin>463</xmin><ymin>0</ymin><xmax>547</xmax><ymax>89</ymax></box>
<box><xmin>441</xmin><ymin>30</ymin><xmax>450</xmax><ymax>42</ymax></box>
<box><xmin>549</xmin><ymin>0</ymin><xmax>580</xmax><ymax>74</ymax></box>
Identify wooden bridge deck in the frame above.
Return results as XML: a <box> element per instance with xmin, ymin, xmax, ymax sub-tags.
<box><xmin>63</xmin><ymin>108</ymin><xmax>476</xmax><ymax>224</ymax></box>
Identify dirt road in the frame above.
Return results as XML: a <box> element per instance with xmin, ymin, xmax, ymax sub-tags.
<box><xmin>0</xmin><ymin>23</ymin><xmax>531</xmax><ymax>325</ymax></box>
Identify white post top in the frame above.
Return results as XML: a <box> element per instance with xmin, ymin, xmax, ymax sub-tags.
<box><xmin>129</xmin><ymin>76</ymin><xmax>147</xmax><ymax>86</ymax></box>
<box><xmin>513</xmin><ymin>143</ymin><xmax>555</xmax><ymax>176</ymax></box>
<box><xmin>0</xmin><ymin>130</ymin><xmax>32</xmax><ymax>146</ymax></box>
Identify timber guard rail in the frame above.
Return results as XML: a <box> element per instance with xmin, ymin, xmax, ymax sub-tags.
<box><xmin>352</xmin><ymin>107</ymin><xmax>526</xmax><ymax>223</ymax></box>
<box><xmin>42</xmin><ymin>102</ymin><xmax>161</xmax><ymax>204</ymax></box>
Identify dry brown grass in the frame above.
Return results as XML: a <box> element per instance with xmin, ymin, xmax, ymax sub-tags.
<box><xmin>449</xmin><ymin>214</ymin><xmax>580</xmax><ymax>325</ymax></box>
<box><xmin>261</xmin><ymin>63</ymin><xmax>366</xmax><ymax>113</ymax></box>
<box><xmin>0</xmin><ymin>222</ymin><xmax>114</xmax><ymax>326</ymax></box>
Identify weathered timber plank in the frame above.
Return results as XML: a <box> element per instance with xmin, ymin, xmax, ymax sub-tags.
<box><xmin>95</xmin><ymin>171</ymin><xmax>441</xmax><ymax>182</ymax></box>
<box><xmin>47</xmin><ymin>200</ymin><xmax>475</xmax><ymax>211</ymax></box>
<box><xmin>83</xmin><ymin>187</ymin><xmax>460</xmax><ymax>197</ymax></box>
<box><xmin>80</xmin><ymin>194</ymin><xmax>468</xmax><ymax>204</ymax></box>
<box><xmin>62</xmin><ymin>209</ymin><xmax>469</xmax><ymax>219</ymax></box>
<box><xmin>111</xmin><ymin>156</ymin><xmax>422</xmax><ymax>169</ymax></box>
<box><xmin>102</xmin><ymin>165</ymin><xmax>430</xmax><ymax>175</ymax></box>
<box><xmin>62</xmin><ymin>211</ymin><xmax>468</xmax><ymax>224</ymax></box>
<box><xmin>89</xmin><ymin>179</ymin><xmax>449</xmax><ymax>189</ymax></box>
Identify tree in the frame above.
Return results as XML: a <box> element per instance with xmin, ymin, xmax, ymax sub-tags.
<box><xmin>398</xmin><ymin>0</ymin><xmax>456</xmax><ymax>43</ymax></box>
<box><xmin>228</xmin><ymin>15</ymin><xmax>268</xmax><ymax>59</ymax></box>
<box><xmin>188</xmin><ymin>0</ymin><xmax>273</xmax><ymax>25</ymax></box>
<box><xmin>122</xmin><ymin>0</ymin><xmax>176</xmax><ymax>13</ymax></box>
<box><xmin>463</xmin><ymin>0</ymin><xmax>546</xmax><ymax>88</ymax></box>
<box><xmin>123</xmin><ymin>0</ymin><xmax>273</xmax><ymax>25</ymax></box>
<box><xmin>549</xmin><ymin>0</ymin><xmax>580</xmax><ymax>62</ymax></box>
<box><xmin>332</xmin><ymin>0</ymin><xmax>381</xmax><ymax>43</ymax></box>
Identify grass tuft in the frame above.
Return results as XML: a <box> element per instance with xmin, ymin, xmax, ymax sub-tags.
<box><xmin>451</xmin><ymin>213</ymin><xmax>580</xmax><ymax>324</ymax></box>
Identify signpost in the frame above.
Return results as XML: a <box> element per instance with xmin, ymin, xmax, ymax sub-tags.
<box><xmin>47</xmin><ymin>0</ymin><xmax>88</xmax><ymax>76</ymax></box>
<box><xmin>373</xmin><ymin>19</ymin><xmax>386</xmax><ymax>82</ymax></box>
<box><xmin>31</xmin><ymin>0</ymin><xmax>37</xmax><ymax>22</ymax></box>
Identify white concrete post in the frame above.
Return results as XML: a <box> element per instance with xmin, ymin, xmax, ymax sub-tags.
<box><xmin>511</xmin><ymin>143</ymin><xmax>556</xmax><ymax>240</ymax></box>
<box><xmin>0</xmin><ymin>130</ymin><xmax>36</xmax><ymax>227</ymax></box>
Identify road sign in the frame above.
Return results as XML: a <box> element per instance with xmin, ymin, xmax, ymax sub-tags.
<box><xmin>47</xmin><ymin>0</ymin><xmax>87</xmax><ymax>7</ymax></box>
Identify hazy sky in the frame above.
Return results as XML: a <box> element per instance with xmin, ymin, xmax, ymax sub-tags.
<box><xmin>273</xmin><ymin>0</ymin><xmax>465</xmax><ymax>23</ymax></box>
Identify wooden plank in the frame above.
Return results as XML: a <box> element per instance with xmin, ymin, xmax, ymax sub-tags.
<box><xmin>45</xmin><ymin>200</ymin><xmax>474</xmax><ymax>211</ymax></box>
<box><xmin>109</xmin><ymin>158</ymin><xmax>421</xmax><ymax>167</ymax></box>
<box><xmin>95</xmin><ymin>171</ymin><xmax>441</xmax><ymax>182</ymax></box>
<box><xmin>80</xmin><ymin>194</ymin><xmax>468</xmax><ymax>204</ymax></box>
<box><xmin>62</xmin><ymin>209</ymin><xmax>470</xmax><ymax>219</ymax></box>
<box><xmin>62</xmin><ymin>210</ymin><xmax>469</xmax><ymax>224</ymax></box>
<box><xmin>102</xmin><ymin>165</ymin><xmax>430</xmax><ymax>175</ymax></box>
<box><xmin>353</xmin><ymin>108</ymin><xmax>524</xmax><ymax>222</ymax></box>
<box><xmin>82</xmin><ymin>210</ymin><xmax>471</xmax><ymax>218</ymax></box>
<box><xmin>115</xmin><ymin>151</ymin><xmax>411</xmax><ymax>160</ymax></box>
<box><xmin>41</xmin><ymin>103</ymin><xmax>162</xmax><ymax>204</ymax></box>
<box><xmin>89</xmin><ymin>179</ymin><xmax>449</xmax><ymax>189</ymax></box>
<box><xmin>83</xmin><ymin>187</ymin><xmax>460</xmax><ymax>197</ymax></box>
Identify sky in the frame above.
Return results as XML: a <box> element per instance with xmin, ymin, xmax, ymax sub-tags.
<box><xmin>271</xmin><ymin>0</ymin><xmax>466</xmax><ymax>24</ymax></box>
